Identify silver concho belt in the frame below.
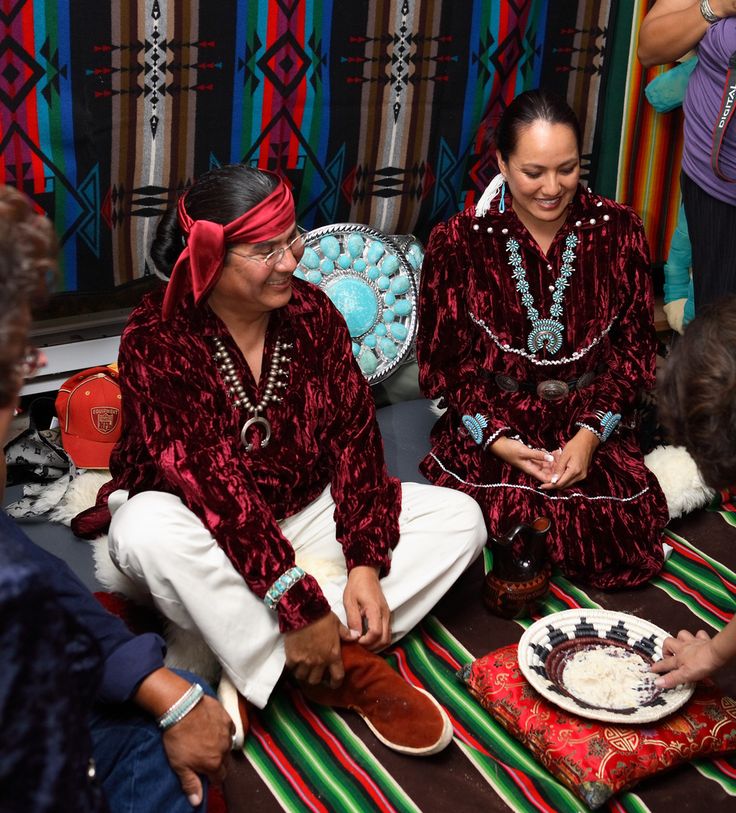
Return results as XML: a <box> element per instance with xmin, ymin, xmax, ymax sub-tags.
<box><xmin>495</xmin><ymin>370</ymin><xmax>597</xmax><ymax>401</ymax></box>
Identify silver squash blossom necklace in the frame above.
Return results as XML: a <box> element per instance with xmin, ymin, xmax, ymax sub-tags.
<box><xmin>506</xmin><ymin>232</ymin><xmax>579</xmax><ymax>355</ymax></box>
<box><xmin>212</xmin><ymin>335</ymin><xmax>292</xmax><ymax>451</ymax></box>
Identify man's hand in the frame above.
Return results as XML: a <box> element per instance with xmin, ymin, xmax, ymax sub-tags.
<box><xmin>343</xmin><ymin>566</ymin><xmax>391</xmax><ymax>650</ymax></box>
<box><xmin>285</xmin><ymin>611</ymin><xmax>352</xmax><ymax>688</ymax></box>
<box><xmin>539</xmin><ymin>428</ymin><xmax>599</xmax><ymax>491</ymax></box>
<box><xmin>651</xmin><ymin>629</ymin><xmax>727</xmax><ymax>688</ymax></box>
<box><xmin>490</xmin><ymin>436</ymin><xmax>556</xmax><ymax>483</ymax></box>
<box><xmin>133</xmin><ymin>668</ymin><xmax>233</xmax><ymax>807</ymax></box>
<box><xmin>162</xmin><ymin>694</ymin><xmax>234</xmax><ymax>806</ymax></box>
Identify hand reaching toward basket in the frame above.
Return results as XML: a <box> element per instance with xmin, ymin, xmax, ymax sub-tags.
<box><xmin>652</xmin><ymin>628</ymin><xmax>733</xmax><ymax>688</ymax></box>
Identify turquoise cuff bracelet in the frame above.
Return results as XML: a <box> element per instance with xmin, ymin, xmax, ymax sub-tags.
<box><xmin>576</xmin><ymin>411</ymin><xmax>621</xmax><ymax>443</ymax></box>
<box><xmin>157</xmin><ymin>683</ymin><xmax>204</xmax><ymax>730</ymax></box>
<box><xmin>461</xmin><ymin>412</ymin><xmax>489</xmax><ymax>444</ymax></box>
<box><xmin>264</xmin><ymin>566</ymin><xmax>307</xmax><ymax>610</ymax></box>
<box><xmin>596</xmin><ymin>410</ymin><xmax>621</xmax><ymax>442</ymax></box>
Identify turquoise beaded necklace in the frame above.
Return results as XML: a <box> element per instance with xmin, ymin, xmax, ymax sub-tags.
<box><xmin>506</xmin><ymin>232</ymin><xmax>579</xmax><ymax>355</ymax></box>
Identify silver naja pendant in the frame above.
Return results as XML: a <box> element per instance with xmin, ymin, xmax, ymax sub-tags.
<box><xmin>527</xmin><ymin>318</ymin><xmax>564</xmax><ymax>355</ymax></box>
<box><xmin>240</xmin><ymin>415</ymin><xmax>272</xmax><ymax>451</ymax></box>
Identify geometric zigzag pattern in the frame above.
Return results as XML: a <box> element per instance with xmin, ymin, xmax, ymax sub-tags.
<box><xmin>0</xmin><ymin>0</ymin><xmax>660</xmax><ymax>299</ymax></box>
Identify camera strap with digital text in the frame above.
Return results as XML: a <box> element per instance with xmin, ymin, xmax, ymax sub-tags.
<box><xmin>711</xmin><ymin>49</ymin><xmax>736</xmax><ymax>182</ymax></box>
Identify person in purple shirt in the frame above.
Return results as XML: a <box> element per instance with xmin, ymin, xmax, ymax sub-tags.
<box><xmin>0</xmin><ymin>185</ymin><xmax>233</xmax><ymax>812</ymax></box>
<box><xmin>639</xmin><ymin>0</ymin><xmax>736</xmax><ymax>310</ymax></box>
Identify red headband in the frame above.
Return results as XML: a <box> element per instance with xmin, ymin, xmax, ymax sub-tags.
<box><xmin>162</xmin><ymin>172</ymin><xmax>295</xmax><ymax>319</ymax></box>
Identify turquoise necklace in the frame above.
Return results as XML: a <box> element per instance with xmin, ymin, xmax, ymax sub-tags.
<box><xmin>506</xmin><ymin>232</ymin><xmax>578</xmax><ymax>355</ymax></box>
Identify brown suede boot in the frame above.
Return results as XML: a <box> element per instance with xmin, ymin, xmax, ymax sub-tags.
<box><xmin>299</xmin><ymin>642</ymin><xmax>453</xmax><ymax>756</ymax></box>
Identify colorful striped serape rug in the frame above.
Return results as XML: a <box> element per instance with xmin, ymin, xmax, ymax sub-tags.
<box><xmin>224</xmin><ymin>500</ymin><xmax>736</xmax><ymax>812</ymax></box>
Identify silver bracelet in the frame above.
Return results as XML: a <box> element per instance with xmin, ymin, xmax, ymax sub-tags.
<box><xmin>157</xmin><ymin>683</ymin><xmax>205</xmax><ymax>730</ymax></box>
<box><xmin>264</xmin><ymin>566</ymin><xmax>306</xmax><ymax>610</ymax></box>
<box><xmin>700</xmin><ymin>0</ymin><xmax>721</xmax><ymax>24</ymax></box>
<box><xmin>575</xmin><ymin>421</ymin><xmax>602</xmax><ymax>441</ymax></box>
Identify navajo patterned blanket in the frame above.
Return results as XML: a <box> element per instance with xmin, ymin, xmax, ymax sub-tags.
<box><xmin>2</xmin><ymin>0</ymin><xmax>682</xmax><ymax>303</ymax></box>
<box><xmin>225</xmin><ymin>500</ymin><xmax>736</xmax><ymax>812</ymax></box>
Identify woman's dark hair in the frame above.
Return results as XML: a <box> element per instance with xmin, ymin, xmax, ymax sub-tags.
<box><xmin>495</xmin><ymin>89</ymin><xmax>582</xmax><ymax>162</ymax></box>
<box><xmin>658</xmin><ymin>296</ymin><xmax>736</xmax><ymax>490</ymax></box>
<box><xmin>150</xmin><ymin>164</ymin><xmax>279</xmax><ymax>277</ymax></box>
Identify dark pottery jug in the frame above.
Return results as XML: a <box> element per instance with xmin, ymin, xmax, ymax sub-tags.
<box><xmin>482</xmin><ymin>516</ymin><xmax>551</xmax><ymax>619</ymax></box>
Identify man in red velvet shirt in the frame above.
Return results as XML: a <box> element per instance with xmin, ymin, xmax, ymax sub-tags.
<box><xmin>75</xmin><ymin>164</ymin><xmax>486</xmax><ymax>755</ymax></box>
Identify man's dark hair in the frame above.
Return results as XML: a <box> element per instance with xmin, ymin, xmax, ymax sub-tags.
<box><xmin>150</xmin><ymin>164</ymin><xmax>280</xmax><ymax>278</ymax></box>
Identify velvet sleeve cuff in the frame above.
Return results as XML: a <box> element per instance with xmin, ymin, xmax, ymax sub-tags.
<box><xmin>344</xmin><ymin>549</ymin><xmax>391</xmax><ymax>577</ymax></box>
<box><xmin>96</xmin><ymin>633</ymin><xmax>166</xmax><ymax>704</ymax></box>
<box><xmin>275</xmin><ymin>574</ymin><xmax>332</xmax><ymax>633</ymax></box>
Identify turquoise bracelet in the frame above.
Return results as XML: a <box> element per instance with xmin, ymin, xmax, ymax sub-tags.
<box><xmin>461</xmin><ymin>412</ymin><xmax>489</xmax><ymax>445</ymax></box>
<box><xmin>157</xmin><ymin>683</ymin><xmax>204</xmax><ymax>730</ymax></box>
<box><xmin>596</xmin><ymin>410</ymin><xmax>622</xmax><ymax>442</ymax></box>
<box><xmin>264</xmin><ymin>566</ymin><xmax>306</xmax><ymax>610</ymax></box>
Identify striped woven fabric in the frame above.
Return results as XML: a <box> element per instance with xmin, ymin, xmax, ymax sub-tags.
<box><xmin>4</xmin><ymin>1</ymin><xmax>690</xmax><ymax>302</ymax></box>
<box><xmin>225</xmin><ymin>501</ymin><xmax>736</xmax><ymax>812</ymax></box>
<box><xmin>2</xmin><ymin>0</ymin><xmax>623</xmax><ymax>301</ymax></box>
<box><xmin>595</xmin><ymin>0</ymin><xmax>685</xmax><ymax>263</ymax></box>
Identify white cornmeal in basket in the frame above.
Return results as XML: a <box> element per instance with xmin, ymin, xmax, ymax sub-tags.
<box><xmin>561</xmin><ymin>645</ymin><xmax>657</xmax><ymax>709</ymax></box>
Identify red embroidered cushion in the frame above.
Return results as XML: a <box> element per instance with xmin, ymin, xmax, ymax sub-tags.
<box><xmin>464</xmin><ymin>644</ymin><xmax>736</xmax><ymax>809</ymax></box>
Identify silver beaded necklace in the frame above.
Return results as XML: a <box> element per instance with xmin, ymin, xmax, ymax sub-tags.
<box><xmin>212</xmin><ymin>335</ymin><xmax>292</xmax><ymax>451</ymax></box>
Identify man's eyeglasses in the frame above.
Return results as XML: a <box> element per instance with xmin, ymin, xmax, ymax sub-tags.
<box><xmin>230</xmin><ymin>226</ymin><xmax>306</xmax><ymax>269</ymax></box>
<box><xmin>16</xmin><ymin>346</ymin><xmax>46</xmax><ymax>380</ymax></box>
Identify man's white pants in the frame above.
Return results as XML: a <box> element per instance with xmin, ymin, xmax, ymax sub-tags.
<box><xmin>108</xmin><ymin>483</ymin><xmax>486</xmax><ymax>708</ymax></box>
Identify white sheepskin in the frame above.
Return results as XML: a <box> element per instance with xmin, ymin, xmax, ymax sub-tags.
<box><xmin>644</xmin><ymin>445</ymin><xmax>714</xmax><ymax>520</ymax></box>
<box><xmin>49</xmin><ymin>470</ymin><xmax>113</xmax><ymax>525</ymax></box>
<box><xmin>429</xmin><ymin>398</ymin><xmax>446</xmax><ymax>417</ymax></box>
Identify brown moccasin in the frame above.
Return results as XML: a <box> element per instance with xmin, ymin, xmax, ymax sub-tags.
<box><xmin>299</xmin><ymin>642</ymin><xmax>453</xmax><ymax>756</ymax></box>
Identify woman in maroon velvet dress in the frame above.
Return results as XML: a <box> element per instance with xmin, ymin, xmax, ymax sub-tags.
<box><xmin>77</xmin><ymin>164</ymin><xmax>485</xmax><ymax>756</ymax></box>
<box><xmin>417</xmin><ymin>89</ymin><xmax>668</xmax><ymax>589</ymax></box>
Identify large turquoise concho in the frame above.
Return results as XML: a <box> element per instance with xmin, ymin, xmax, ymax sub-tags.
<box><xmin>295</xmin><ymin>225</ymin><xmax>420</xmax><ymax>384</ymax></box>
<box><xmin>527</xmin><ymin>318</ymin><xmax>564</xmax><ymax>355</ymax></box>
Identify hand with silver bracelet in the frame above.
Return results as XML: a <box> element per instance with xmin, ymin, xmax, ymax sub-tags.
<box><xmin>134</xmin><ymin>668</ymin><xmax>233</xmax><ymax>806</ymax></box>
<box><xmin>638</xmin><ymin>0</ymin><xmax>736</xmax><ymax>67</ymax></box>
<box><xmin>708</xmin><ymin>0</ymin><xmax>736</xmax><ymax>18</ymax></box>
